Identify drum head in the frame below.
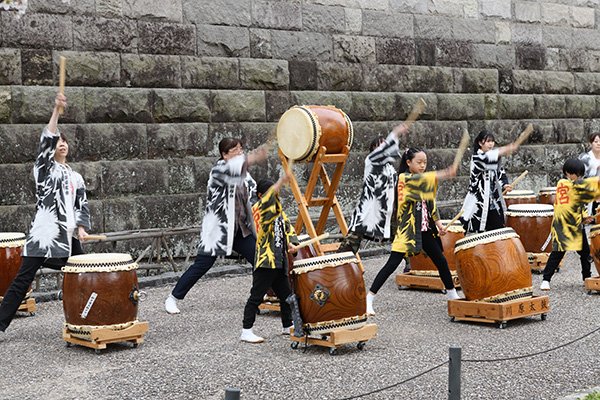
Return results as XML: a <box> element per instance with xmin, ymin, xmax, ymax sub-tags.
<box><xmin>0</xmin><ymin>232</ymin><xmax>26</xmax><ymax>247</ymax></box>
<box><xmin>440</xmin><ymin>219</ymin><xmax>464</xmax><ymax>233</ymax></box>
<box><xmin>63</xmin><ymin>253</ymin><xmax>138</xmax><ymax>273</ymax></box>
<box><xmin>506</xmin><ymin>203</ymin><xmax>554</xmax><ymax>216</ymax></box>
<box><xmin>292</xmin><ymin>251</ymin><xmax>357</xmax><ymax>273</ymax></box>
<box><xmin>454</xmin><ymin>228</ymin><xmax>518</xmax><ymax>252</ymax></box>
<box><xmin>539</xmin><ymin>187</ymin><xmax>556</xmax><ymax>194</ymax></box>
<box><xmin>504</xmin><ymin>189</ymin><xmax>535</xmax><ymax>198</ymax></box>
<box><xmin>277</xmin><ymin>107</ymin><xmax>320</xmax><ymax>161</ymax></box>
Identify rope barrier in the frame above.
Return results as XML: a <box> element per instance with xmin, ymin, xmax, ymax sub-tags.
<box><xmin>336</xmin><ymin>361</ymin><xmax>449</xmax><ymax>400</ymax></box>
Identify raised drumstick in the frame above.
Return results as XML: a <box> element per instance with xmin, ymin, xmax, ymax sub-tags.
<box><xmin>452</xmin><ymin>129</ymin><xmax>470</xmax><ymax>171</ymax></box>
<box><xmin>58</xmin><ymin>56</ymin><xmax>66</xmax><ymax>115</ymax></box>
<box><xmin>295</xmin><ymin>233</ymin><xmax>329</xmax><ymax>249</ymax></box>
<box><xmin>81</xmin><ymin>234</ymin><xmax>107</xmax><ymax>241</ymax></box>
<box><xmin>514</xmin><ymin>123</ymin><xmax>534</xmax><ymax>147</ymax></box>
<box><xmin>502</xmin><ymin>170</ymin><xmax>528</xmax><ymax>195</ymax></box>
<box><xmin>445</xmin><ymin>209</ymin><xmax>464</xmax><ymax>228</ymax></box>
<box><xmin>402</xmin><ymin>98</ymin><xmax>427</xmax><ymax>131</ymax></box>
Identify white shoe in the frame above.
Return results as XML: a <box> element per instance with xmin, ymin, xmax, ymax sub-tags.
<box><xmin>282</xmin><ymin>326</ymin><xmax>292</xmax><ymax>335</ymax></box>
<box><xmin>240</xmin><ymin>328</ymin><xmax>264</xmax><ymax>343</ymax></box>
<box><xmin>540</xmin><ymin>280</ymin><xmax>550</xmax><ymax>291</ymax></box>
<box><xmin>165</xmin><ymin>294</ymin><xmax>180</xmax><ymax>314</ymax></box>
<box><xmin>366</xmin><ymin>292</ymin><xmax>375</xmax><ymax>316</ymax></box>
<box><xmin>446</xmin><ymin>288</ymin><xmax>461</xmax><ymax>300</ymax></box>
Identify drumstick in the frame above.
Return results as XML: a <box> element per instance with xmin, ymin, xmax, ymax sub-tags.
<box><xmin>514</xmin><ymin>123</ymin><xmax>534</xmax><ymax>147</ymax></box>
<box><xmin>295</xmin><ymin>233</ymin><xmax>329</xmax><ymax>249</ymax></box>
<box><xmin>58</xmin><ymin>56</ymin><xmax>66</xmax><ymax>115</ymax></box>
<box><xmin>402</xmin><ymin>98</ymin><xmax>427</xmax><ymax>131</ymax></box>
<box><xmin>502</xmin><ymin>170</ymin><xmax>528</xmax><ymax>195</ymax></box>
<box><xmin>445</xmin><ymin>210</ymin><xmax>464</xmax><ymax>228</ymax></box>
<box><xmin>452</xmin><ymin>129</ymin><xmax>470</xmax><ymax>171</ymax></box>
<box><xmin>81</xmin><ymin>234</ymin><xmax>107</xmax><ymax>241</ymax></box>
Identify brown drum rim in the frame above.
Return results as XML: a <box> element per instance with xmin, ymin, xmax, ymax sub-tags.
<box><xmin>62</xmin><ymin>253</ymin><xmax>138</xmax><ymax>273</ymax></box>
<box><xmin>454</xmin><ymin>228</ymin><xmax>519</xmax><ymax>253</ymax></box>
<box><xmin>292</xmin><ymin>252</ymin><xmax>358</xmax><ymax>274</ymax></box>
<box><xmin>0</xmin><ymin>232</ymin><xmax>26</xmax><ymax>248</ymax></box>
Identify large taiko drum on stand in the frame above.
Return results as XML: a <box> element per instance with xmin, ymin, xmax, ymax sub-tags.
<box><xmin>291</xmin><ymin>252</ymin><xmax>366</xmax><ymax>334</ymax></box>
<box><xmin>62</xmin><ymin>253</ymin><xmax>142</xmax><ymax>337</ymax></box>
<box><xmin>277</xmin><ymin>105</ymin><xmax>354</xmax><ymax>162</ymax></box>
<box><xmin>538</xmin><ymin>187</ymin><xmax>556</xmax><ymax>205</ymax></box>
<box><xmin>265</xmin><ymin>235</ymin><xmax>318</xmax><ymax>303</ymax></box>
<box><xmin>409</xmin><ymin>220</ymin><xmax>465</xmax><ymax>275</ymax></box>
<box><xmin>0</xmin><ymin>232</ymin><xmax>26</xmax><ymax>298</ymax></box>
<box><xmin>504</xmin><ymin>189</ymin><xmax>536</xmax><ymax>207</ymax></box>
<box><xmin>454</xmin><ymin>228</ymin><xmax>532</xmax><ymax>302</ymax></box>
<box><xmin>589</xmin><ymin>225</ymin><xmax>600</xmax><ymax>275</ymax></box>
<box><xmin>505</xmin><ymin>204</ymin><xmax>554</xmax><ymax>254</ymax></box>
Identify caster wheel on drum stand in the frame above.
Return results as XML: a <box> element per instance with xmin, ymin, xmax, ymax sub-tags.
<box><xmin>441</xmin><ymin>289</ymin><xmax>447</xmax><ymax>295</ymax></box>
<box><xmin>95</xmin><ymin>349</ymin><xmax>102</xmax><ymax>355</ymax></box>
<box><xmin>498</xmin><ymin>322</ymin><xmax>507</xmax><ymax>329</ymax></box>
<box><xmin>29</xmin><ymin>312</ymin><xmax>35</xmax><ymax>316</ymax></box>
<box><xmin>290</xmin><ymin>342</ymin><xmax>299</xmax><ymax>350</ymax></box>
<box><xmin>328</xmin><ymin>348</ymin><xmax>337</xmax><ymax>356</ymax></box>
<box><xmin>588</xmin><ymin>290</ymin><xmax>593</xmax><ymax>295</ymax></box>
<box><xmin>541</xmin><ymin>314</ymin><xmax>547</xmax><ymax>321</ymax></box>
<box><xmin>450</xmin><ymin>317</ymin><xmax>455</xmax><ymax>322</ymax></box>
<box><xmin>357</xmin><ymin>341</ymin><xmax>366</xmax><ymax>351</ymax></box>
<box><xmin>66</xmin><ymin>342</ymin><xmax>72</xmax><ymax>348</ymax></box>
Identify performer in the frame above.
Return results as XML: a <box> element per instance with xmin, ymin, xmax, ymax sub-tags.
<box><xmin>165</xmin><ymin>138</ymin><xmax>267</xmax><ymax>314</ymax></box>
<box><xmin>460</xmin><ymin>130</ymin><xmax>520</xmax><ymax>233</ymax></box>
<box><xmin>0</xmin><ymin>93</ymin><xmax>90</xmax><ymax>334</ymax></box>
<box><xmin>240</xmin><ymin>174</ymin><xmax>300</xmax><ymax>343</ymax></box>
<box><xmin>339</xmin><ymin>124</ymin><xmax>408</xmax><ymax>253</ymax></box>
<box><xmin>366</xmin><ymin>148</ymin><xmax>460</xmax><ymax>316</ymax></box>
<box><xmin>578</xmin><ymin>132</ymin><xmax>600</xmax><ymax>216</ymax></box>
<box><xmin>540</xmin><ymin>158</ymin><xmax>600</xmax><ymax>290</ymax></box>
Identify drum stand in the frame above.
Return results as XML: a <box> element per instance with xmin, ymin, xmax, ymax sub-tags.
<box><xmin>447</xmin><ymin>296</ymin><xmax>550</xmax><ymax>329</ymax></box>
<box><xmin>63</xmin><ymin>321</ymin><xmax>149</xmax><ymax>353</ymax></box>
<box><xmin>0</xmin><ymin>296</ymin><xmax>36</xmax><ymax>316</ymax></box>
<box><xmin>395</xmin><ymin>272</ymin><xmax>461</xmax><ymax>292</ymax></box>
<box><xmin>289</xmin><ymin>324</ymin><xmax>378</xmax><ymax>356</ymax></box>
<box><xmin>584</xmin><ymin>277</ymin><xmax>600</xmax><ymax>294</ymax></box>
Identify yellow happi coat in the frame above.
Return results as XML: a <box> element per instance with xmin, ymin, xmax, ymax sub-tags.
<box><xmin>552</xmin><ymin>177</ymin><xmax>600</xmax><ymax>251</ymax></box>
<box><xmin>391</xmin><ymin>171</ymin><xmax>439</xmax><ymax>255</ymax></box>
<box><xmin>252</xmin><ymin>186</ymin><xmax>299</xmax><ymax>270</ymax></box>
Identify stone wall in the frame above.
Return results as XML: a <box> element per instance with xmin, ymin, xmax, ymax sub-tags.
<box><xmin>1</xmin><ymin>0</ymin><xmax>600</xmax><ymax>255</ymax></box>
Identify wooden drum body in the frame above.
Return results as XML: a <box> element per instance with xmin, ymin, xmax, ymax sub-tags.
<box><xmin>62</xmin><ymin>253</ymin><xmax>141</xmax><ymax>334</ymax></box>
<box><xmin>589</xmin><ymin>225</ymin><xmax>600</xmax><ymax>276</ymax></box>
<box><xmin>538</xmin><ymin>187</ymin><xmax>556</xmax><ymax>205</ymax></box>
<box><xmin>504</xmin><ymin>190</ymin><xmax>536</xmax><ymax>207</ymax></box>
<box><xmin>0</xmin><ymin>232</ymin><xmax>25</xmax><ymax>297</ymax></box>
<box><xmin>292</xmin><ymin>252</ymin><xmax>366</xmax><ymax>334</ymax></box>
<box><xmin>505</xmin><ymin>204</ymin><xmax>554</xmax><ymax>253</ymax></box>
<box><xmin>454</xmin><ymin>228</ymin><xmax>532</xmax><ymax>302</ymax></box>
<box><xmin>277</xmin><ymin>105</ymin><xmax>354</xmax><ymax>162</ymax></box>
<box><xmin>409</xmin><ymin>220</ymin><xmax>465</xmax><ymax>275</ymax></box>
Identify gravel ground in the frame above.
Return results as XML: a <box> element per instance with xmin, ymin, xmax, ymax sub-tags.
<box><xmin>1</xmin><ymin>252</ymin><xmax>600</xmax><ymax>400</ymax></box>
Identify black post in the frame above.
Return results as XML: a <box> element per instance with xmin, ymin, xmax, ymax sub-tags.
<box><xmin>225</xmin><ymin>387</ymin><xmax>241</xmax><ymax>400</ymax></box>
<box><xmin>448</xmin><ymin>346</ymin><xmax>461</xmax><ymax>400</ymax></box>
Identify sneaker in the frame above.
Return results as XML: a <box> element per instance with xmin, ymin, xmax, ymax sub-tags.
<box><xmin>446</xmin><ymin>288</ymin><xmax>461</xmax><ymax>300</ymax></box>
<box><xmin>165</xmin><ymin>294</ymin><xmax>180</xmax><ymax>314</ymax></box>
<box><xmin>240</xmin><ymin>328</ymin><xmax>264</xmax><ymax>343</ymax></box>
<box><xmin>366</xmin><ymin>292</ymin><xmax>375</xmax><ymax>316</ymax></box>
<box><xmin>282</xmin><ymin>326</ymin><xmax>293</xmax><ymax>336</ymax></box>
<box><xmin>540</xmin><ymin>280</ymin><xmax>550</xmax><ymax>291</ymax></box>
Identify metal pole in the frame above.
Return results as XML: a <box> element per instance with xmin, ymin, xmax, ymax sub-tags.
<box><xmin>448</xmin><ymin>346</ymin><xmax>461</xmax><ymax>400</ymax></box>
<box><xmin>225</xmin><ymin>387</ymin><xmax>241</xmax><ymax>400</ymax></box>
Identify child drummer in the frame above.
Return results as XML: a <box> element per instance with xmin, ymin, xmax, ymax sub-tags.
<box><xmin>540</xmin><ymin>158</ymin><xmax>600</xmax><ymax>290</ymax></box>
<box><xmin>240</xmin><ymin>169</ymin><xmax>300</xmax><ymax>343</ymax></box>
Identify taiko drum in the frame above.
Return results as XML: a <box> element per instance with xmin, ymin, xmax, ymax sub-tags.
<box><xmin>409</xmin><ymin>220</ymin><xmax>465</xmax><ymax>275</ymax></box>
<box><xmin>505</xmin><ymin>204</ymin><xmax>554</xmax><ymax>253</ymax></box>
<box><xmin>62</xmin><ymin>253</ymin><xmax>141</xmax><ymax>330</ymax></box>
<box><xmin>292</xmin><ymin>252</ymin><xmax>366</xmax><ymax>334</ymax></box>
<box><xmin>589</xmin><ymin>225</ymin><xmax>600</xmax><ymax>276</ymax></box>
<box><xmin>538</xmin><ymin>187</ymin><xmax>556</xmax><ymax>205</ymax></box>
<box><xmin>454</xmin><ymin>228</ymin><xmax>532</xmax><ymax>302</ymax></box>
<box><xmin>503</xmin><ymin>189</ymin><xmax>537</xmax><ymax>207</ymax></box>
<box><xmin>0</xmin><ymin>232</ymin><xmax>26</xmax><ymax>297</ymax></box>
<box><xmin>277</xmin><ymin>105</ymin><xmax>354</xmax><ymax>162</ymax></box>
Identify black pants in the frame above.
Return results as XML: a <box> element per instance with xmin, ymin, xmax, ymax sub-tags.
<box><xmin>172</xmin><ymin>231</ymin><xmax>256</xmax><ymax>299</ymax></box>
<box><xmin>370</xmin><ymin>230</ymin><xmax>455</xmax><ymax>293</ymax></box>
<box><xmin>542</xmin><ymin>232</ymin><xmax>592</xmax><ymax>282</ymax></box>
<box><xmin>0</xmin><ymin>239</ymin><xmax>84</xmax><ymax>332</ymax></box>
<box><xmin>242</xmin><ymin>268</ymin><xmax>292</xmax><ymax>329</ymax></box>
<box><xmin>485</xmin><ymin>208</ymin><xmax>505</xmax><ymax>231</ymax></box>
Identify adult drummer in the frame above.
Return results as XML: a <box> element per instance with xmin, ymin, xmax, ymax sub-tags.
<box><xmin>0</xmin><ymin>93</ymin><xmax>90</xmax><ymax>335</ymax></box>
<box><xmin>579</xmin><ymin>132</ymin><xmax>600</xmax><ymax>217</ymax></box>
<box><xmin>164</xmin><ymin>138</ymin><xmax>268</xmax><ymax>314</ymax></box>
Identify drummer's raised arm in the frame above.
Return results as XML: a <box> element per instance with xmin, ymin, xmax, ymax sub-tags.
<box><xmin>497</xmin><ymin>142</ymin><xmax>519</xmax><ymax>157</ymax></box>
<box><xmin>48</xmin><ymin>93</ymin><xmax>67</xmax><ymax>135</ymax></box>
<box><xmin>247</xmin><ymin>145</ymin><xmax>269</xmax><ymax>166</ymax></box>
<box><xmin>436</xmin><ymin>164</ymin><xmax>458</xmax><ymax>181</ymax></box>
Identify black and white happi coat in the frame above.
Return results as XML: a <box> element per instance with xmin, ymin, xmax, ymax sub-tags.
<box><xmin>347</xmin><ymin>132</ymin><xmax>401</xmax><ymax>240</ymax></box>
<box><xmin>461</xmin><ymin>148</ymin><xmax>509</xmax><ymax>233</ymax></box>
<box><xmin>197</xmin><ymin>155</ymin><xmax>257</xmax><ymax>256</ymax></box>
<box><xmin>24</xmin><ymin>128</ymin><xmax>90</xmax><ymax>258</ymax></box>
